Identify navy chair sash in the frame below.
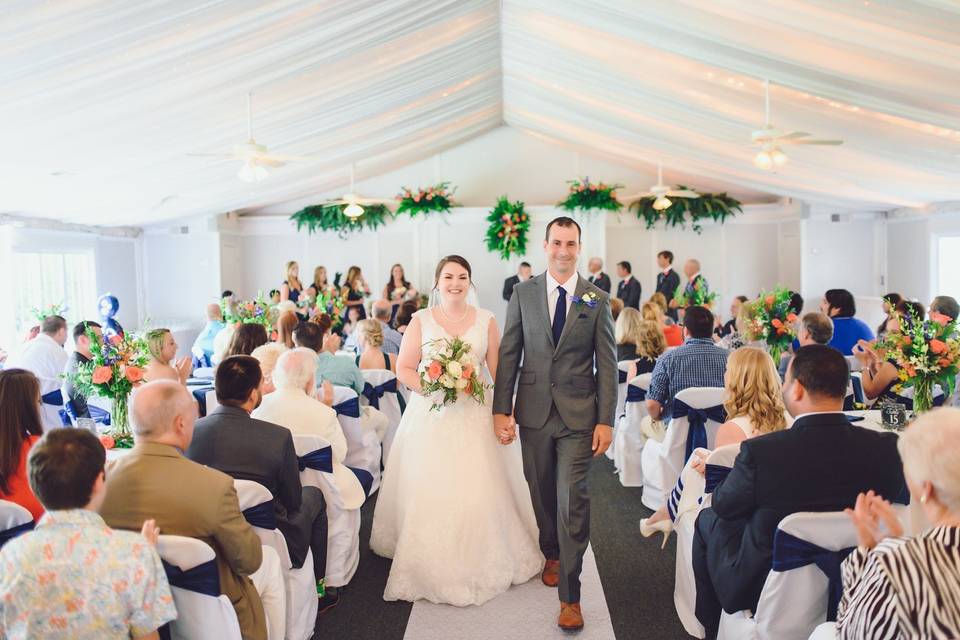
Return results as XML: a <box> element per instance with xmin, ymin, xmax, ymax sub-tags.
<box><xmin>671</xmin><ymin>400</ymin><xmax>727</xmax><ymax>463</ymax></box>
<box><xmin>63</xmin><ymin>400</ymin><xmax>113</xmax><ymax>427</ymax></box>
<box><xmin>333</xmin><ymin>397</ymin><xmax>361</xmax><ymax>418</ymax></box>
<box><xmin>703</xmin><ymin>464</ymin><xmax>731</xmax><ymax>494</ymax></box>
<box><xmin>772</xmin><ymin>529</ymin><xmax>854</xmax><ymax>621</ymax></box>
<box><xmin>298</xmin><ymin>446</ymin><xmax>333</xmax><ymax>473</ymax></box>
<box><xmin>626</xmin><ymin>385</ymin><xmax>646</xmax><ymax>403</ymax></box>
<box><xmin>191</xmin><ymin>354</ymin><xmax>212</xmax><ymax>369</ymax></box>
<box><xmin>0</xmin><ymin>520</ymin><xmax>35</xmax><ymax>548</ymax></box>
<box><xmin>242</xmin><ymin>502</ymin><xmax>277</xmax><ymax>530</ymax></box>
<box><xmin>191</xmin><ymin>386</ymin><xmax>214</xmax><ymax>417</ymax></box>
<box><xmin>361</xmin><ymin>378</ymin><xmax>398</xmax><ymax>410</ymax></box>
<box><xmin>618</xmin><ymin>369</ymin><xmax>628</xmax><ymax>384</ymax></box>
<box><xmin>158</xmin><ymin>557</ymin><xmax>221</xmax><ymax>640</ymax></box>
<box><xmin>41</xmin><ymin>389</ymin><xmax>64</xmax><ymax>406</ymax></box>
<box><xmin>347</xmin><ymin>466</ymin><xmax>374</xmax><ymax>497</ymax></box>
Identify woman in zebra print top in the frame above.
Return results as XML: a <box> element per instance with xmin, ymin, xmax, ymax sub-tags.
<box><xmin>837</xmin><ymin>408</ymin><xmax>960</xmax><ymax>639</ymax></box>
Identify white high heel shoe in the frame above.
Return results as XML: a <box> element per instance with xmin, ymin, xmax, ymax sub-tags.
<box><xmin>639</xmin><ymin>518</ymin><xmax>674</xmax><ymax>549</ymax></box>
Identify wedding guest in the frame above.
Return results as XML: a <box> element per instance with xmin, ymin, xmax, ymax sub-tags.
<box><xmin>820</xmin><ymin>288</ymin><xmax>874</xmax><ymax>355</ymax></box>
<box><xmin>222</xmin><ymin>289</ymin><xmax>235</xmax><ymax>302</ymax></box>
<box><xmin>394</xmin><ymin>301</ymin><xmax>418</xmax><ymax>334</ymax></box>
<box><xmin>655</xmin><ymin>251</ymin><xmax>681</xmax><ymax>321</ymax></box>
<box><xmin>312</xmin><ymin>265</ymin><xmax>335</xmax><ymax>297</ymax></box>
<box><xmin>854</xmin><ymin>301</ymin><xmax>926</xmax><ymax>404</ymax></box>
<box><xmin>342</xmin><ymin>307</ymin><xmax>362</xmax><ymax>338</ymax></box>
<box><xmin>344</xmin><ymin>300</ymin><xmax>402</xmax><ymax>355</ymax></box>
<box><xmin>6</xmin><ymin>315</ymin><xmax>68</xmax><ymax>431</ymax></box>
<box><xmin>788</xmin><ymin>290</ymin><xmax>804</xmax><ymax>315</ymax></box>
<box><xmin>616</xmin><ymin>261</ymin><xmax>642</xmax><ymax>310</ymax></box>
<box><xmin>355</xmin><ymin>320</ymin><xmax>397</xmax><ymax>373</ymax></box>
<box><xmin>251</xmin><ymin>342</ymin><xmax>286</xmax><ymax>395</ymax></box>
<box><xmin>649</xmin><ymin>292</ymin><xmax>674</xmax><ymax>324</ymax></box>
<box><xmin>383</xmin><ymin>264</ymin><xmax>418</xmax><ymax>319</ymax></box>
<box><xmin>144</xmin><ymin>328</ymin><xmax>192</xmax><ymax>385</ymax></box>
<box><xmin>625</xmin><ymin>320</ymin><xmax>667</xmax><ymax>382</ymax></box>
<box><xmin>269</xmin><ymin>289</ymin><xmax>281</xmax><ymax>304</ymax></box>
<box><xmin>778</xmin><ymin>311</ymin><xmax>833</xmax><ymax>377</ymax></box>
<box><xmin>640</xmin><ymin>347</ymin><xmax>790</xmax><ymax>540</ymax></box>
<box><xmin>0</xmin><ymin>429</ymin><xmax>176</xmax><ymax>638</ymax></box>
<box><xmin>189</xmin><ymin>355</ymin><xmax>337</xmax><ymax>611</ymax></box>
<box><xmin>716</xmin><ymin>296</ymin><xmax>748</xmax><ymax>338</ymax></box>
<box><xmin>646</xmin><ymin>306</ymin><xmax>728</xmax><ymax>421</ymax></box>
<box><xmin>0</xmin><ymin>369</ymin><xmax>44</xmax><ymax>520</ymax></box>
<box><xmin>642</xmin><ymin>300</ymin><xmax>682</xmax><ymax>347</ymax></box>
<box><xmin>610</xmin><ymin>297</ymin><xmax>624</xmax><ymax>322</ymax></box>
<box><xmin>100</xmin><ymin>380</ymin><xmax>270</xmax><ymax>640</ymax></box>
<box><xmin>930</xmin><ymin>295</ymin><xmax>959</xmax><ymax>322</ymax></box>
<box><xmin>63</xmin><ymin>321</ymin><xmax>102</xmax><ymax>419</ymax></box>
<box><xmin>587</xmin><ymin>258</ymin><xmax>611</xmax><ymax>293</ymax></box>
<box><xmin>276</xmin><ymin>310</ymin><xmax>298</xmax><ymax>350</ymax></box>
<box><xmin>876</xmin><ymin>293</ymin><xmax>904</xmax><ymax>339</ymax></box>
<box><xmin>341</xmin><ymin>266</ymin><xmax>369</xmax><ymax>321</ymax></box>
<box><xmin>280</xmin><ymin>260</ymin><xmax>303</xmax><ymax>304</ymax></box>
<box><xmin>502</xmin><ymin>261</ymin><xmax>533</xmax><ymax>302</ymax></box>
<box><xmin>615</xmin><ymin>308</ymin><xmax>645</xmax><ymax>362</ymax></box>
<box><xmin>191</xmin><ymin>303</ymin><xmax>225</xmax><ymax>366</ymax></box>
<box><xmin>223</xmin><ymin>323</ymin><xmax>269</xmax><ymax>359</ymax></box>
<box><xmin>836</xmin><ymin>408</ymin><xmax>960</xmax><ymax>639</ymax></box>
<box><xmin>692</xmin><ymin>345</ymin><xmax>905</xmax><ymax>638</ymax></box>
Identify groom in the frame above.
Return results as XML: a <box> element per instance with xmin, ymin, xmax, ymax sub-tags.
<box><xmin>494</xmin><ymin>216</ymin><xmax>617</xmax><ymax>631</ymax></box>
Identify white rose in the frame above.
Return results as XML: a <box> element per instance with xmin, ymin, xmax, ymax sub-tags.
<box><xmin>446</xmin><ymin>361</ymin><xmax>463</xmax><ymax>378</ymax></box>
<box><xmin>455</xmin><ymin>377</ymin><xmax>469</xmax><ymax>390</ymax></box>
<box><xmin>458</xmin><ymin>353</ymin><xmax>473</xmax><ymax>367</ymax></box>
<box><xmin>440</xmin><ymin>374</ymin><xmax>456</xmax><ymax>389</ymax></box>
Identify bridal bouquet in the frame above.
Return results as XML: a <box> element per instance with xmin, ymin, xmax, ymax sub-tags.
<box><xmin>419</xmin><ymin>337</ymin><xmax>489</xmax><ymax>411</ymax></box>
<box><xmin>742</xmin><ymin>287</ymin><xmax>799</xmax><ymax>363</ymax></box>
<box><xmin>880</xmin><ymin>309</ymin><xmax>960</xmax><ymax>413</ymax></box>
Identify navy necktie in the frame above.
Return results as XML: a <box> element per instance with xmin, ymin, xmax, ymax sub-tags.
<box><xmin>552</xmin><ymin>286</ymin><xmax>567</xmax><ymax>345</ymax></box>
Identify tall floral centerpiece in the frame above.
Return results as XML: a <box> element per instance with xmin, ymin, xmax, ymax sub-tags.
<box><xmin>880</xmin><ymin>310</ymin><xmax>960</xmax><ymax>413</ymax></box>
<box><xmin>222</xmin><ymin>294</ymin><xmax>273</xmax><ymax>328</ymax></box>
<box><xmin>742</xmin><ymin>288</ymin><xmax>799</xmax><ymax>363</ymax></box>
<box><xmin>70</xmin><ymin>328</ymin><xmax>149</xmax><ymax>447</ymax></box>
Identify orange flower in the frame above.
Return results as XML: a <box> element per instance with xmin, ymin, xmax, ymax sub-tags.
<box><xmin>786</xmin><ymin>313</ymin><xmax>798</xmax><ymax>323</ymax></box>
<box><xmin>427</xmin><ymin>361</ymin><xmax>443</xmax><ymax>381</ymax></box>
<box><xmin>462</xmin><ymin>365</ymin><xmax>474</xmax><ymax>380</ymax></box>
<box><xmin>902</xmin><ymin>336</ymin><xmax>912</xmax><ymax>346</ymax></box>
<box><xmin>99</xmin><ymin>435</ymin><xmax>115</xmax><ymax>450</ymax></box>
<box><xmin>125</xmin><ymin>366</ymin><xmax>144</xmax><ymax>383</ymax></box>
<box><xmin>771</xmin><ymin>318</ymin><xmax>783</xmax><ymax>329</ymax></box>
<box><xmin>931</xmin><ymin>311</ymin><xmax>951</xmax><ymax>326</ymax></box>
<box><xmin>92</xmin><ymin>366</ymin><xmax>113</xmax><ymax>384</ymax></box>
<box><xmin>764</xmin><ymin>295</ymin><xmax>775</xmax><ymax>308</ymax></box>
<box><xmin>930</xmin><ymin>339</ymin><xmax>948</xmax><ymax>355</ymax></box>
<box><xmin>776</xmin><ymin>327</ymin><xmax>787</xmax><ymax>335</ymax></box>
<box><xmin>939</xmin><ymin>357</ymin><xmax>953</xmax><ymax>367</ymax></box>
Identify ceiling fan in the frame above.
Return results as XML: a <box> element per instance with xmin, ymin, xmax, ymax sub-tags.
<box><xmin>752</xmin><ymin>79</ymin><xmax>844</xmax><ymax>170</ymax></box>
<box><xmin>623</xmin><ymin>162</ymin><xmax>700</xmax><ymax>211</ymax></box>
<box><xmin>316</xmin><ymin>165</ymin><xmax>394</xmax><ymax>218</ymax></box>
<box><xmin>188</xmin><ymin>92</ymin><xmax>314</xmax><ymax>183</ymax></box>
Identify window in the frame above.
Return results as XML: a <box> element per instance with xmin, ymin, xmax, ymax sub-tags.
<box><xmin>936</xmin><ymin>236</ymin><xmax>960</xmax><ymax>302</ymax></box>
<box><xmin>12</xmin><ymin>251</ymin><xmax>97</xmax><ymax>340</ymax></box>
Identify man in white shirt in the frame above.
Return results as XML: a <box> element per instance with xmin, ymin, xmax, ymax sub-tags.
<box><xmin>7</xmin><ymin>315</ymin><xmax>68</xmax><ymax>430</ymax></box>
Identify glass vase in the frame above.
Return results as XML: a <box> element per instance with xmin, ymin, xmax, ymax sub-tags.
<box><xmin>111</xmin><ymin>394</ymin><xmax>131</xmax><ymax>440</ymax></box>
<box><xmin>912</xmin><ymin>377</ymin><xmax>934</xmax><ymax>415</ymax></box>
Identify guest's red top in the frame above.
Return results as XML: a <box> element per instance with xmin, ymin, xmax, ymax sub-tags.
<box><xmin>1</xmin><ymin>435</ymin><xmax>43</xmax><ymax>521</ymax></box>
<box><xmin>663</xmin><ymin>324</ymin><xmax>683</xmax><ymax>347</ymax></box>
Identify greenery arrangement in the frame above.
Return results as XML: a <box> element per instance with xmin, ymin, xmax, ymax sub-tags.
<box><xmin>221</xmin><ymin>294</ymin><xmax>273</xmax><ymax>329</ymax></box>
<box><xmin>742</xmin><ymin>287</ymin><xmax>799</xmax><ymax>363</ymax></box>
<box><xmin>880</xmin><ymin>308</ymin><xmax>960</xmax><ymax>413</ymax></box>
<box><xmin>290</xmin><ymin>203</ymin><xmax>392</xmax><ymax>236</ymax></box>
<box><xmin>485</xmin><ymin>197</ymin><xmax>530</xmax><ymax>260</ymax></box>
<box><xmin>673</xmin><ymin>277</ymin><xmax>717</xmax><ymax>308</ymax></box>
<box><xmin>395</xmin><ymin>182</ymin><xmax>456</xmax><ymax>217</ymax></box>
<box><xmin>630</xmin><ymin>188</ymin><xmax>742</xmax><ymax>233</ymax></box>
<box><xmin>31</xmin><ymin>302</ymin><xmax>67</xmax><ymax>322</ymax></box>
<box><xmin>558</xmin><ymin>177</ymin><xmax>623</xmax><ymax>213</ymax></box>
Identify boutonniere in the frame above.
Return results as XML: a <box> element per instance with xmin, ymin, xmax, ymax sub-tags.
<box><xmin>569</xmin><ymin>291</ymin><xmax>599</xmax><ymax>310</ymax></box>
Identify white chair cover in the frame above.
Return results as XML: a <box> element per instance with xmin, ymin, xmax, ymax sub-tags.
<box><xmin>331</xmin><ymin>385</ymin><xmax>381</xmax><ymax>495</ymax></box>
<box><xmin>291</xmin><ymin>434</ymin><xmax>362</xmax><ymax>588</ymax></box>
<box><xmin>0</xmin><ymin>500</ymin><xmax>34</xmax><ymax>549</ymax></box>
<box><xmin>641</xmin><ymin>387</ymin><xmax>726</xmax><ymax>511</ymax></box>
<box><xmin>205</xmin><ymin>389</ymin><xmax>220</xmax><ymax>414</ymax></box>
<box><xmin>808</xmin><ymin>622</ymin><xmax>838</xmax><ymax>639</ymax></box>
<box><xmin>156</xmin><ymin>534</ymin><xmax>243</xmax><ymax>640</ymax></box>
<box><xmin>362</xmin><ymin>369</ymin><xmax>403</xmax><ymax>467</ymax></box>
<box><xmin>718</xmin><ymin>512</ymin><xmax>860</xmax><ymax>640</ymax></box>
<box><xmin>607</xmin><ymin>359</ymin><xmax>634</xmax><ymax>460</ymax></box>
<box><xmin>233</xmin><ymin>479</ymin><xmax>314</xmax><ymax>640</ymax></box>
<box><xmin>615</xmin><ymin>373</ymin><xmax>652</xmax><ymax>487</ymax></box>
<box><xmin>193</xmin><ymin>366</ymin><xmax>215</xmax><ymax>380</ymax></box>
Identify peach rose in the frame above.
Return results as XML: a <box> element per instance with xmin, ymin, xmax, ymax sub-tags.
<box><xmin>939</xmin><ymin>357</ymin><xmax>953</xmax><ymax>367</ymax></box>
<box><xmin>902</xmin><ymin>336</ymin><xmax>912</xmax><ymax>346</ymax></box>
<box><xmin>98</xmin><ymin>435</ymin><xmax>115</xmax><ymax>450</ymax></box>
<box><xmin>427</xmin><ymin>361</ymin><xmax>443</xmax><ymax>381</ymax></box>
<box><xmin>931</xmin><ymin>312</ymin><xmax>952</xmax><ymax>326</ymax></box>
<box><xmin>765</xmin><ymin>295</ymin><xmax>775</xmax><ymax>308</ymax></box>
<box><xmin>92</xmin><ymin>366</ymin><xmax>113</xmax><ymax>384</ymax></box>
<box><xmin>771</xmin><ymin>318</ymin><xmax>783</xmax><ymax>329</ymax></box>
<box><xmin>124</xmin><ymin>366</ymin><xmax>144</xmax><ymax>383</ymax></box>
<box><xmin>462</xmin><ymin>365</ymin><xmax>474</xmax><ymax>380</ymax></box>
<box><xmin>786</xmin><ymin>313</ymin><xmax>798</xmax><ymax>323</ymax></box>
<box><xmin>930</xmin><ymin>339</ymin><xmax>948</xmax><ymax>354</ymax></box>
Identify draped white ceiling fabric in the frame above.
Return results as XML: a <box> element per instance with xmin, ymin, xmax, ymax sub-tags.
<box><xmin>3</xmin><ymin>0</ymin><xmax>959</xmax><ymax>225</ymax></box>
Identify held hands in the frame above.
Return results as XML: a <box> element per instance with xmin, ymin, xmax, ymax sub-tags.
<box><xmin>494</xmin><ymin>413</ymin><xmax>517</xmax><ymax>445</ymax></box>
<box><xmin>844</xmin><ymin>490</ymin><xmax>903</xmax><ymax>550</ymax></box>
<box><xmin>592</xmin><ymin>424</ymin><xmax>613</xmax><ymax>457</ymax></box>
<box><xmin>140</xmin><ymin>519</ymin><xmax>160</xmax><ymax>546</ymax></box>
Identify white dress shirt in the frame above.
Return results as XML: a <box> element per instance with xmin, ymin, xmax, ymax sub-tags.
<box><xmin>7</xmin><ymin>333</ymin><xmax>68</xmax><ymax>430</ymax></box>
<box><xmin>546</xmin><ymin>271</ymin><xmax>579</xmax><ymax>324</ymax></box>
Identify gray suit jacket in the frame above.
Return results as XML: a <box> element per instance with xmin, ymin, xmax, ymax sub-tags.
<box><xmin>494</xmin><ymin>272</ymin><xmax>617</xmax><ymax>430</ymax></box>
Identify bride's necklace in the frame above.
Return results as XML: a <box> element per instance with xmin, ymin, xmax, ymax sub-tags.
<box><xmin>438</xmin><ymin>303</ymin><xmax>470</xmax><ymax>323</ymax></box>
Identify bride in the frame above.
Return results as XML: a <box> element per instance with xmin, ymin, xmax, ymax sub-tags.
<box><xmin>370</xmin><ymin>255</ymin><xmax>543</xmax><ymax>606</ymax></box>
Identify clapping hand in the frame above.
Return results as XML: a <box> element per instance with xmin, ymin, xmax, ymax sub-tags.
<box><xmin>691</xmin><ymin>450</ymin><xmax>710</xmax><ymax>476</ymax></box>
<box><xmin>844</xmin><ymin>490</ymin><xmax>903</xmax><ymax>550</ymax></box>
<box><xmin>140</xmin><ymin>519</ymin><xmax>160</xmax><ymax>546</ymax></box>
<box><xmin>494</xmin><ymin>413</ymin><xmax>517</xmax><ymax>445</ymax></box>
<box><xmin>175</xmin><ymin>356</ymin><xmax>193</xmax><ymax>382</ymax></box>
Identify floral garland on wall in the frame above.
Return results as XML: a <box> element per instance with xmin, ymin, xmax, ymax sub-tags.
<box><xmin>485</xmin><ymin>197</ymin><xmax>529</xmax><ymax>260</ymax></box>
<box><xmin>557</xmin><ymin>177</ymin><xmax>623</xmax><ymax>213</ymax></box>
<box><xmin>395</xmin><ymin>182</ymin><xmax>456</xmax><ymax>217</ymax></box>
<box><xmin>630</xmin><ymin>188</ymin><xmax>742</xmax><ymax>233</ymax></box>
<box><xmin>290</xmin><ymin>203</ymin><xmax>392</xmax><ymax>236</ymax></box>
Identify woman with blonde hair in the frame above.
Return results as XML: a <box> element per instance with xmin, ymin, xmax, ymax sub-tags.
<box><xmin>625</xmin><ymin>320</ymin><xmax>667</xmax><ymax>381</ymax></box>
<box><xmin>640</xmin><ymin>346</ymin><xmax>790</xmax><ymax>542</ymax></box>
<box><xmin>280</xmin><ymin>260</ymin><xmax>303</xmax><ymax>304</ymax></box>
<box><xmin>312</xmin><ymin>265</ymin><xmax>335</xmax><ymax>296</ymax></box>
<box><xmin>355</xmin><ymin>319</ymin><xmax>396</xmax><ymax>373</ymax></box>
<box><xmin>341</xmin><ymin>265</ymin><xmax>369</xmax><ymax>321</ymax></box>
<box><xmin>615</xmin><ymin>307</ymin><xmax>645</xmax><ymax>361</ymax></box>
<box><xmin>643</xmin><ymin>300</ymin><xmax>683</xmax><ymax>346</ymax></box>
<box><xmin>143</xmin><ymin>328</ymin><xmax>192</xmax><ymax>384</ymax></box>
<box><xmin>276</xmin><ymin>310</ymin><xmax>298</xmax><ymax>350</ymax></box>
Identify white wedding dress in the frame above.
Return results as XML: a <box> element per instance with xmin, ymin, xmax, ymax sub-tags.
<box><xmin>370</xmin><ymin>307</ymin><xmax>543</xmax><ymax>606</ymax></box>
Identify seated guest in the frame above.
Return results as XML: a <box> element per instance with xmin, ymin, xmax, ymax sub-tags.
<box><xmin>394</xmin><ymin>301</ymin><xmax>418</xmax><ymax>334</ymax></box>
<box><xmin>0</xmin><ymin>429</ymin><xmax>176</xmax><ymax>638</ymax></box>
<box><xmin>649</xmin><ymin>292</ymin><xmax>675</xmax><ymax>324</ymax></box>
<box><xmin>642</xmin><ymin>300</ymin><xmax>682</xmax><ymax>346</ymax></box>
<box><xmin>646</xmin><ymin>306</ymin><xmax>729</xmax><ymax>421</ymax></box>
<box><xmin>778</xmin><ymin>311</ymin><xmax>833</xmax><ymax>377</ymax></box>
<box><xmin>837</xmin><ymin>408</ymin><xmax>960</xmax><ymax>639</ymax></box>
<box><xmin>610</xmin><ymin>297</ymin><xmax>624</xmax><ymax>322</ymax></box>
<box><xmin>692</xmin><ymin>345</ymin><xmax>905</xmax><ymax>638</ymax></box>
<box><xmin>855</xmin><ymin>301</ymin><xmax>926</xmax><ymax>404</ymax></box>
<box><xmin>188</xmin><ymin>356</ymin><xmax>338</xmax><ymax>610</ymax></box>
<box><xmin>223</xmin><ymin>323</ymin><xmax>269</xmax><ymax>359</ymax></box>
<box><xmin>100</xmin><ymin>380</ymin><xmax>269</xmax><ymax>640</ymax></box>
<box><xmin>211</xmin><ymin>322</ymin><xmax>236</xmax><ymax>366</ymax></box>
<box><xmin>63</xmin><ymin>320</ymin><xmax>102</xmax><ymax>419</ymax></box>
<box><xmin>640</xmin><ymin>347</ymin><xmax>790</xmax><ymax>538</ymax></box>
<box><xmin>355</xmin><ymin>320</ymin><xmax>397</xmax><ymax>373</ymax></box>
<box><xmin>875</xmin><ymin>292</ymin><xmax>903</xmax><ymax>340</ymax></box>
<box><xmin>344</xmin><ymin>299</ymin><xmax>402</xmax><ymax>355</ymax></box>
<box><xmin>615</xmin><ymin>307</ymin><xmax>645</xmax><ymax>362</ymax></box>
<box><xmin>269</xmin><ymin>289</ymin><xmax>281</xmax><ymax>304</ymax></box>
<box><xmin>0</xmin><ymin>369</ymin><xmax>44</xmax><ymax>519</ymax></box>
<box><xmin>625</xmin><ymin>320</ymin><xmax>667</xmax><ymax>382</ymax></box>
<box><xmin>276</xmin><ymin>310</ymin><xmax>298</xmax><ymax>350</ymax></box>
<box><xmin>6</xmin><ymin>315</ymin><xmax>68</xmax><ymax>431</ymax></box>
<box><xmin>251</xmin><ymin>342</ymin><xmax>287</xmax><ymax>395</ymax></box>
<box><xmin>341</xmin><ymin>307</ymin><xmax>362</xmax><ymax>338</ymax></box>
<box><xmin>930</xmin><ymin>294</ymin><xmax>960</xmax><ymax>322</ymax></box>
<box><xmin>191</xmin><ymin>303</ymin><xmax>225</xmax><ymax>365</ymax></box>
<box><xmin>820</xmin><ymin>288</ymin><xmax>874</xmax><ymax>355</ymax></box>
<box><xmin>716</xmin><ymin>296</ymin><xmax>747</xmax><ymax>338</ymax></box>
<box><xmin>143</xmin><ymin>328</ymin><xmax>192</xmax><ymax>385</ymax></box>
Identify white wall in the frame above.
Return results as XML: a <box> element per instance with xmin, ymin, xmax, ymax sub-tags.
<box><xmin>142</xmin><ymin>226</ymin><xmax>221</xmax><ymax>324</ymax></box>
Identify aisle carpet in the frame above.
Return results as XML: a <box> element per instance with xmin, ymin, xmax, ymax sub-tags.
<box><xmin>313</xmin><ymin>457</ymin><xmax>692</xmax><ymax>640</ymax></box>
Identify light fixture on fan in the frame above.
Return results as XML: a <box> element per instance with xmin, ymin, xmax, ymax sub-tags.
<box><xmin>238</xmin><ymin>159</ymin><xmax>268</xmax><ymax>183</ymax></box>
<box><xmin>753</xmin><ymin>145</ymin><xmax>788</xmax><ymax>170</ymax></box>
<box><xmin>653</xmin><ymin>196</ymin><xmax>672</xmax><ymax>210</ymax></box>
<box><xmin>343</xmin><ymin>202</ymin><xmax>364</xmax><ymax>218</ymax></box>
<box><xmin>316</xmin><ymin>164</ymin><xmax>394</xmax><ymax>218</ymax></box>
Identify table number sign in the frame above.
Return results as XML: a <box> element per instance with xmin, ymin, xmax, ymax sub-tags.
<box><xmin>880</xmin><ymin>402</ymin><xmax>909</xmax><ymax>431</ymax></box>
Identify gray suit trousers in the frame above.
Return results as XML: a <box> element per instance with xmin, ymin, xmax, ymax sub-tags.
<box><xmin>520</xmin><ymin>404</ymin><xmax>593</xmax><ymax>603</ymax></box>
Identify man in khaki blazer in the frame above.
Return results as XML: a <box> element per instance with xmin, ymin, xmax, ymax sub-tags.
<box><xmin>100</xmin><ymin>380</ymin><xmax>267</xmax><ymax>640</ymax></box>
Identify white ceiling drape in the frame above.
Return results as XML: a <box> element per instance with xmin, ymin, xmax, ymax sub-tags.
<box><xmin>2</xmin><ymin>0</ymin><xmax>959</xmax><ymax>224</ymax></box>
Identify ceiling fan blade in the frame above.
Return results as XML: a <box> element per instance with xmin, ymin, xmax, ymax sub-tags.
<box><xmin>788</xmin><ymin>139</ymin><xmax>844</xmax><ymax>145</ymax></box>
<box><xmin>623</xmin><ymin>192</ymin><xmax>654</xmax><ymax>201</ymax></box>
<box><xmin>666</xmin><ymin>190</ymin><xmax>701</xmax><ymax>198</ymax></box>
<box><xmin>259</xmin><ymin>153</ymin><xmax>316</xmax><ymax>163</ymax></box>
<box><xmin>357</xmin><ymin>198</ymin><xmax>395</xmax><ymax>205</ymax></box>
<box><xmin>778</xmin><ymin>131</ymin><xmax>811</xmax><ymax>140</ymax></box>
<box><xmin>256</xmin><ymin>158</ymin><xmax>285</xmax><ymax>168</ymax></box>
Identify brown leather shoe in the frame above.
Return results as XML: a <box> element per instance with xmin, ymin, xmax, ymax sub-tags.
<box><xmin>541</xmin><ymin>559</ymin><xmax>560</xmax><ymax>587</ymax></box>
<box><xmin>558</xmin><ymin>602</ymin><xmax>584</xmax><ymax>631</ymax></box>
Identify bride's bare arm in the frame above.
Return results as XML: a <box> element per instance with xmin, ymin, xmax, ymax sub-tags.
<box><xmin>486</xmin><ymin>316</ymin><xmax>500</xmax><ymax>384</ymax></box>
<box><xmin>396</xmin><ymin>316</ymin><xmax>424</xmax><ymax>393</ymax></box>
